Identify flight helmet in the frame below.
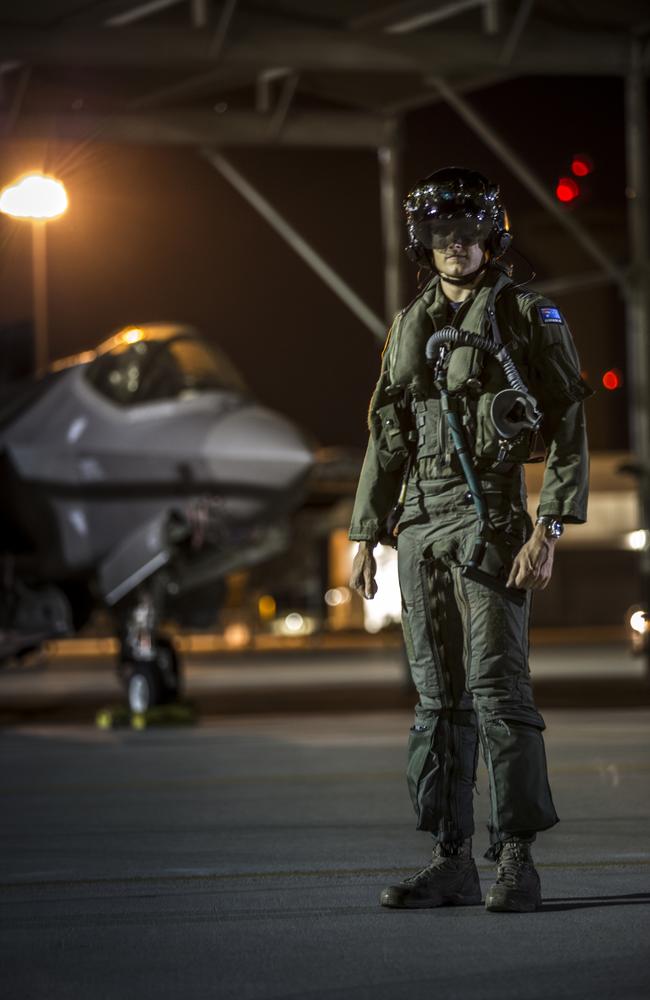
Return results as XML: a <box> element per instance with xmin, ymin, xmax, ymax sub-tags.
<box><xmin>404</xmin><ymin>166</ymin><xmax>512</xmax><ymax>272</ymax></box>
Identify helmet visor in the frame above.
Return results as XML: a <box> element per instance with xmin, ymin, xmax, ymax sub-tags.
<box><xmin>411</xmin><ymin>213</ymin><xmax>494</xmax><ymax>251</ymax></box>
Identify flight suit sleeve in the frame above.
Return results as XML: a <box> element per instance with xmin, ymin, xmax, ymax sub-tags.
<box><xmin>348</xmin><ymin>319</ymin><xmax>407</xmax><ymax>544</ymax></box>
<box><xmin>526</xmin><ymin>298</ymin><xmax>595</xmax><ymax>524</ymax></box>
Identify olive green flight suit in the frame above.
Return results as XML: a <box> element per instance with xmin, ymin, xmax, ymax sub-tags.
<box><xmin>349</xmin><ymin>265</ymin><xmax>594</xmax><ymax>854</ymax></box>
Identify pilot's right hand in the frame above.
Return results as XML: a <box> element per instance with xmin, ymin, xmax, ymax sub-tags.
<box><xmin>349</xmin><ymin>541</ymin><xmax>378</xmax><ymax>600</ymax></box>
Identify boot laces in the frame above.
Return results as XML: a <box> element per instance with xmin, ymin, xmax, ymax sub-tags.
<box><xmin>494</xmin><ymin>840</ymin><xmax>534</xmax><ymax>889</ymax></box>
<box><xmin>403</xmin><ymin>843</ymin><xmax>468</xmax><ymax>884</ymax></box>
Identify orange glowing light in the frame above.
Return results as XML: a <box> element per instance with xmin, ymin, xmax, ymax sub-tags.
<box><xmin>0</xmin><ymin>172</ymin><xmax>68</xmax><ymax>220</ymax></box>
<box><xmin>122</xmin><ymin>327</ymin><xmax>144</xmax><ymax>344</ymax></box>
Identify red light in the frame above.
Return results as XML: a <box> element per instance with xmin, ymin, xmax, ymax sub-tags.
<box><xmin>602</xmin><ymin>369</ymin><xmax>622</xmax><ymax>390</ymax></box>
<box><xmin>571</xmin><ymin>155</ymin><xmax>593</xmax><ymax>178</ymax></box>
<box><xmin>556</xmin><ymin>177</ymin><xmax>580</xmax><ymax>203</ymax></box>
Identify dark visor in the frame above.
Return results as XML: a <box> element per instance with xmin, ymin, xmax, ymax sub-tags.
<box><xmin>412</xmin><ymin>214</ymin><xmax>493</xmax><ymax>250</ymax></box>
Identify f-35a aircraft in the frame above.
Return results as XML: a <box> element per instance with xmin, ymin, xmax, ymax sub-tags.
<box><xmin>0</xmin><ymin>323</ymin><xmax>314</xmax><ymax>712</ymax></box>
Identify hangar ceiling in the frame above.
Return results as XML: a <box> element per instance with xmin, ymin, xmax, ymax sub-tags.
<box><xmin>0</xmin><ymin>0</ymin><xmax>648</xmax><ymax>147</ymax></box>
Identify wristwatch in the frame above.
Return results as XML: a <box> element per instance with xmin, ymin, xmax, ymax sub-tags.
<box><xmin>535</xmin><ymin>515</ymin><xmax>564</xmax><ymax>539</ymax></box>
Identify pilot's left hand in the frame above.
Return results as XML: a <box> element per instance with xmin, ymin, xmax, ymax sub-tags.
<box><xmin>506</xmin><ymin>523</ymin><xmax>557</xmax><ymax>590</ymax></box>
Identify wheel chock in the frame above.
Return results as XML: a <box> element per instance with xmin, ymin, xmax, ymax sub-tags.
<box><xmin>129</xmin><ymin>702</ymin><xmax>197</xmax><ymax>729</ymax></box>
<box><xmin>95</xmin><ymin>704</ymin><xmax>132</xmax><ymax>729</ymax></box>
<box><xmin>95</xmin><ymin>701</ymin><xmax>196</xmax><ymax>730</ymax></box>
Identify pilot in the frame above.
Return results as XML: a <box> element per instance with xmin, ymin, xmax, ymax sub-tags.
<box><xmin>348</xmin><ymin>167</ymin><xmax>593</xmax><ymax>912</ymax></box>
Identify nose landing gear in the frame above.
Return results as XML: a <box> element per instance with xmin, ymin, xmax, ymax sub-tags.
<box><xmin>117</xmin><ymin>589</ymin><xmax>182</xmax><ymax>715</ymax></box>
<box><xmin>121</xmin><ymin>637</ymin><xmax>181</xmax><ymax>714</ymax></box>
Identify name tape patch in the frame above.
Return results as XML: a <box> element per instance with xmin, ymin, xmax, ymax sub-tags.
<box><xmin>538</xmin><ymin>305</ymin><xmax>563</xmax><ymax>324</ymax></box>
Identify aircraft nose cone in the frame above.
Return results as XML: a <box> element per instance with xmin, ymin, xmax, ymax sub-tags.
<box><xmin>204</xmin><ymin>404</ymin><xmax>314</xmax><ymax>490</ymax></box>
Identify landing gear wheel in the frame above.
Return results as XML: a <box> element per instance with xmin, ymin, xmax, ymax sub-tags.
<box><xmin>120</xmin><ymin>639</ymin><xmax>181</xmax><ymax>714</ymax></box>
<box><xmin>126</xmin><ymin>662</ymin><xmax>163</xmax><ymax>714</ymax></box>
<box><xmin>155</xmin><ymin>637</ymin><xmax>181</xmax><ymax>702</ymax></box>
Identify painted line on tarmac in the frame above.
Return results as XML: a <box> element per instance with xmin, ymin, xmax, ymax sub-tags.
<box><xmin>1</xmin><ymin>859</ymin><xmax>649</xmax><ymax>892</ymax></box>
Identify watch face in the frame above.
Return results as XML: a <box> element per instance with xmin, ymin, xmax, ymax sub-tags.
<box><xmin>537</xmin><ymin>516</ymin><xmax>563</xmax><ymax>537</ymax></box>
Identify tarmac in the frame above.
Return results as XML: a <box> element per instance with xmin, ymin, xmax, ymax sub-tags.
<box><xmin>0</xmin><ymin>646</ymin><xmax>649</xmax><ymax>999</ymax></box>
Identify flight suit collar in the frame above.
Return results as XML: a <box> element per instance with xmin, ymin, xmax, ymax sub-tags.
<box><xmin>424</xmin><ymin>264</ymin><xmax>511</xmax><ymax>330</ymax></box>
<box><xmin>424</xmin><ymin>265</ymin><xmax>513</xmax><ymax>390</ymax></box>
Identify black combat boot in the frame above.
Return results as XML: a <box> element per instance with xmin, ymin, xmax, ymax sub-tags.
<box><xmin>484</xmin><ymin>838</ymin><xmax>542</xmax><ymax>913</ymax></box>
<box><xmin>380</xmin><ymin>839</ymin><xmax>482</xmax><ymax>909</ymax></box>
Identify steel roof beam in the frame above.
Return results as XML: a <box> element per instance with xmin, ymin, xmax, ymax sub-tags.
<box><xmin>383</xmin><ymin>0</ymin><xmax>487</xmax><ymax>34</ymax></box>
<box><xmin>2</xmin><ymin>110</ymin><xmax>391</xmax><ymax>147</ymax></box>
<box><xmin>129</xmin><ymin>0</ymin><xmax>239</xmax><ymax>107</ymax></box>
<box><xmin>104</xmin><ymin>0</ymin><xmax>184</xmax><ymax>26</ymax></box>
<box><xmin>0</xmin><ymin>25</ymin><xmax>642</xmax><ymax>76</ymax></box>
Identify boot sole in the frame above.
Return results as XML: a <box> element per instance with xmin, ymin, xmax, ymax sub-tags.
<box><xmin>380</xmin><ymin>889</ymin><xmax>483</xmax><ymax>909</ymax></box>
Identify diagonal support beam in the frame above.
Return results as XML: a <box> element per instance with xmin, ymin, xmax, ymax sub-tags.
<box><xmin>428</xmin><ymin>75</ymin><xmax>625</xmax><ymax>287</ymax></box>
<box><xmin>201</xmin><ymin>149</ymin><xmax>385</xmax><ymax>340</ymax></box>
<box><xmin>532</xmin><ymin>270</ymin><xmax>615</xmax><ymax>297</ymax></box>
<box><xmin>500</xmin><ymin>0</ymin><xmax>535</xmax><ymax>65</ymax></box>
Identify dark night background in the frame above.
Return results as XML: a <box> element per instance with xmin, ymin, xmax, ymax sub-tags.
<box><xmin>0</xmin><ymin>74</ymin><xmax>632</xmax><ymax>450</ymax></box>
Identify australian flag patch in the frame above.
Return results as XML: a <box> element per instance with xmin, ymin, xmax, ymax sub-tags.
<box><xmin>538</xmin><ymin>305</ymin><xmax>563</xmax><ymax>324</ymax></box>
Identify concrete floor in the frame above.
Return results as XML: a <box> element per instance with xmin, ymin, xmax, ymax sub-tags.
<box><xmin>1</xmin><ymin>705</ymin><xmax>649</xmax><ymax>999</ymax></box>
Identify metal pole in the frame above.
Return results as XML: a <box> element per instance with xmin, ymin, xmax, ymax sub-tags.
<box><xmin>378</xmin><ymin>123</ymin><xmax>405</xmax><ymax>324</ymax></box>
<box><xmin>32</xmin><ymin>220</ymin><xmax>48</xmax><ymax>374</ymax></box>
<box><xmin>624</xmin><ymin>36</ymin><xmax>650</xmax><ymax>675</ymax></box>
<box><xmin>429</xmin><ymin>75</ymin><xmax>625</xmax><ymax>287</ymax></box>
<box><xmin>268</xmin><ymin>71</ymin><xmax>300</xmax><ymax>137</ymax></box>
<box><xmin>201</xmin><ymin>148</ymin><xmax>385</xmax><ymax>340</ymax></box>
<box><xmin>190</xmin><ymin>0</ymin><xmax>209</xmax><ymax>28</ymax></box>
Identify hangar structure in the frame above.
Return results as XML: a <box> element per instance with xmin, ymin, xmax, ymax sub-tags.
<box><xmin>1</xmin><ymin>0</ymin><xmax>650</xmax><ymax>650</ymax></box>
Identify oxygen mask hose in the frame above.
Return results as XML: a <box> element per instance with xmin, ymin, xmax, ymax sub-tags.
<box><xmin>426</xmin><ymin>326</ymin><xmax>543</xmax><ymax>441</ymax></box>
<box><xmin>427</xmin><ymin>332</ymin><xmax>528</xmax><ymax>607</ymax></box>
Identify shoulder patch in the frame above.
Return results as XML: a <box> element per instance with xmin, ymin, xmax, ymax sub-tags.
<box><xmin>538</xmin><ymin>305</ymin><xmax>563</xmax><ymax>324</ymax></box>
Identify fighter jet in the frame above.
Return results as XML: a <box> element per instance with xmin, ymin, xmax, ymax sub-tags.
<box><xmin>0</xmin><ymin>322</ymin><xmax>315</xmax><ymax>711</ymax></box>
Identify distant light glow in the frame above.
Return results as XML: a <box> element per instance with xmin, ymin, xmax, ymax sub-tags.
<box><xmin>325</xmin><ymin>587</ymin><xmax>351</xmax><ymax>607</ymax></box>
<box><xmin>258</xmin><ymin>594</ymin><xmax>276</xmax><ymax>620</ymax></box>
<box><xmin>223</xmin><ymin>622</ymin><xmax>251</xmax><ymax>648</ymax></box>
<box><xmin>629</xmin><ymin>610</ymin><xmax>648</xmax><ymax>634</ymax></box>
<box><xmin>122</xmin><ymin>327</ymin><xmax>145</xmax><ymax>345</ymax></box>
<box><xmin>0</xmin><ymin>173</ymin><xmax>68</xmax><ymax>219</ymax></box>
<box><xmin>555</xmin><ymin>177</ymin><xmax>580</xmax><ymax>203</ymax></box>
<box><xmin>571</xmin><ymin>155</ymin><xmax>593</xmax><ymax>177</ymax></box>
<box><xmin>285</xmin><ymin>612</ymin><xmax>304</xmax><ymax>633</ymax></box>
<box><xmin>626</xmin><ymin>529</ymin><xmax>650</xmax><ymax>552</ymax></box>
<box><xmin>269</xmin><ymin>613</ymin><xmax>317</xmax><ymax>636</ymax></box>
<box><xmin>602</xmin><ymin>369</ymin><xmax>622</xmax><ymax>390</ymax></box>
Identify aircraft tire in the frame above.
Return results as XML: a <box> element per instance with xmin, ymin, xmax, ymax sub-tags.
<box><xmin>126</xmin><ymin>662</ymin><xmax>163</xmax><ymax>714</ymax></box>
<box><xmin>155</xmin><ymin>638</ymin><xmax>181</xmax><ymax>703</ymax></box>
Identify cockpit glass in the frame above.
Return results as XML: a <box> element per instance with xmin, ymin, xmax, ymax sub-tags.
<box><xmin>86</xmin><ymin>336</ymin><xmax>248</xmax><ymax>405</ymax></box>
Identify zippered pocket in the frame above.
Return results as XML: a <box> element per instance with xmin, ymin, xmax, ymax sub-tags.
<box><xmin>406</xmin><ymin>716</ymin><xmax>441</xmax><ymax>831</ymax></box>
